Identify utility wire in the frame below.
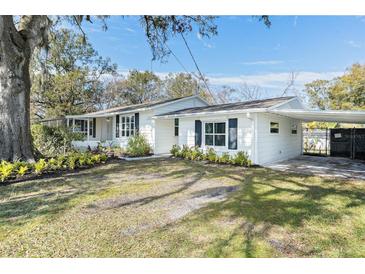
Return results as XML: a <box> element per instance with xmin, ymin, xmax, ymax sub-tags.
<box><xmin>180</xmin><ymin>33</ymin><xmax>218</xmax><ymax>103</ymax></box>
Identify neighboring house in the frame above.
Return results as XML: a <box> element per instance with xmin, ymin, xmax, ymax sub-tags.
<box><xmin>66</xmin><ymin>95</ymin><xmax>365</xmax><ymax>165</ymax></box>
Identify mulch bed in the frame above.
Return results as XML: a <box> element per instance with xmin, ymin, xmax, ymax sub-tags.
<box><xmin>0</xmin><ymin>158</ymin><xmax>122</xmax><ymax>187</ymax></box>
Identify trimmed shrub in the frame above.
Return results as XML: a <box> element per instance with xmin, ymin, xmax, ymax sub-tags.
<box><xmin>218</xmin><ymin>152</ymin><xmax>231</xmax><ymax>164</ymax></box>
<box><xmin>0</xmin><ymin>161</ymin><xmax>15</xmax><ymax>182</ymax></box>
<box><xmin>190</xmin><ymin>146</ymin><xmax>203</xmax><ymax>161</ymax></box>
<box><xmin>34</xmin><ymin>159</ymin><xmax>48</xmax><ymax>174</ymax></box>
<box><xmin>170</xmin><ymin>145</ymin><xmax>181</xmax><ymax>157</ymax></box>
<box><xmin>231</xmin><ymin>151</ymin><xmax>251</xmax><ymax>167</ymax></box>
<box><xmin>205</xmin><ymin>148</ymin><xmax>218</xmax><ymax>163</ymax></box>
<box><xmin>169</xmin><ymin>145</ymin><xmax>252</xmax><ymax>167</ymax></box>
<box><xmin>126</xmin><ymin>134</ymin><xmax>152</xmax><ymax>157</ymax></box>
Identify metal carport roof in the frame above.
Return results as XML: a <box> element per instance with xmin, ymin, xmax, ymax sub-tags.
<box><xmin>270</xmin><ymin>109</ymin><xmax>365</xmax><ymax>124</ymax></box>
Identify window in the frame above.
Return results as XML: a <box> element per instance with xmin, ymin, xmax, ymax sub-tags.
<box><xmin>270</xmin><ymin>122</ymin><xmax>279</xmax><ymax>134</ymax></box>
<box><xmin>291</xmin><ymin>124</ymin><xmax>297</xmax><ymax>134</ymax></box>
<box><xmin>205</xmin><ymin>122</ymin><xmax>226</xmax><ymax>146</ymax></box>
<box><xmin>174</xmin><ymin>118</ymin><xmax>179</xmax><ymax>136</ymax></box>
<box><xmin>73</xmin><ymin>119</ymin><xmax>88</xmax><ymax>135</ymax></box>
<box><xmin>117</xmin><ymin>114</ymin><xmax>135</xmax><ymax>138</ymax></box>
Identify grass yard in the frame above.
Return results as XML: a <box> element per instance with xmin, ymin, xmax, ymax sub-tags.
<box><xmin>1</xmin><ymin>158</ymin><xmax>365</xmax><ymax>257</ymax></box>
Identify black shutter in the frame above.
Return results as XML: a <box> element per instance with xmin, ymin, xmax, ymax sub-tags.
<box><xmin>116</xmin><ymin>115</ymin><xmax>119</xmax><ymax>138</ymax></box>
<box><xmin>195</xmin><ymin>120</ymin><xmax>202</xmax><ymax>147</ymax></box>
<box><xmin>80</xmin><ymin>120</ymin><xmax>84</xmax><ymax>131</ymax></box>
<box><xmin>93</xmin><ymin>118</ymin><xmax>96</xmax><ymax>138</ymax></box>
<box><xmin>135</xmin><ymin>113</ymin><xmax>139</xmax><ymax>134</ymax></box>
<box><xmin>228</xmin><ymin>118</ymin><xmax>238</xmax><ymax>150</ymax></box>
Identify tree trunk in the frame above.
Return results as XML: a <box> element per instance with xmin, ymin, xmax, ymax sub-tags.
<box><xmin>0</xmin><ymin>15</ymin><xmax>50</xmax><ymax>161</ymax></box>
<box><xmin>0</xmin><ymin>16</ymin><xmax>38</xmax><ymax>162</ymax></box>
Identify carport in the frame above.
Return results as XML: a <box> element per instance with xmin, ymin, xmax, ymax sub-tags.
<box><xmin>269</xmin><ymin>109</ymin><xmax>365</xmax><ymax>160</ymax></box>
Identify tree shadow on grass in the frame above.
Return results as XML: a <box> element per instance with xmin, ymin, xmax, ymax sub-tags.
<box><xmin>184</xmin><ymin>167</ymin><xmax>365</xmax><ymax>257</ymax></box>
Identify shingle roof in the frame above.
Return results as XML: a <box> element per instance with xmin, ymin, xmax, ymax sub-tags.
<box><xmin>84</xmin><ymin>96</ymin><xmax>197</xmax><ymax>116</ymax></box>
<box><xmin>157</xmin><ymin>96</ymin><xmax>295</xmax><ymax>116</ymax></box>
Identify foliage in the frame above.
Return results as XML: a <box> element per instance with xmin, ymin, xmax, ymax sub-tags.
<box><xmin>0</xmin><ymin>152</ymin><xmax>109</xmax><ymax>183</ymax></box>
<box><xmin>31</xmin><ymin>124</ymin><xmax>84</xmax><ymax>157</ymax></box>
<box><xmin>170</xmin><ymin>146</ymin><xmax>251</xmax><ymax>167</ymax></box>
<box><xmin>31</xmin><ymin>28</ymin><xmax>117</xmax><ymax>119</ymax></box>
<box><xmin>164</xmin><ymin>73</ymin><xmax>211</xmax><ymax>101</ymax></box>
<box><xmin>218</xmin><ymin>152</ymin><xmax>231</xmax><ymax>164</ymax></box>
<box><xmin>34</xmin><ymin>159</ymin><xmax>48</xmax><ymax>174</ymax></box>
<box><xmin>231</xmin><ymin>151</ymin><xmax>252</xmax><ymax>167</ymax></box>
<box><xmin>104</xmin><ymin>70</ymin><xmax>162</xmax><ymax>106</ymax></box>
<box><xmin>304</xmin><ymin>63</ymin><xmax>365</xmax><ymax>112</ymax></box>
<box><xmin>205</xmin><ymin>147</ymin><xmax>218</xmax><ymax>163</ymax></box>
<box><xmin>0</xmin><ymin>161</ymin><xmax>15</xmax><ymax>182</ymax></box>
<box><xmin>170</xmin><ymin>145</ymin><xmax>181</xmax><ymax>157</ymax></box>
<box><xmin>126</xmin><ymin>134</ymin><xmax>152</xmax><ymax>157</ymax></box>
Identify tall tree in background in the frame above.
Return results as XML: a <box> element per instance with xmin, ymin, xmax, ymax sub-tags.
<box><xmin>0</xmin><ymin>15</ymin><xmax>269</xmax><ymax>161</ymax></box>
<box><xmin>164</xmin><ymin>72</ymin><xmax>211</xmax><ymax>100</ymax></box>
<box><xmin>31</xmin><ymin>28</ymin><xmax>117</xmax><ymax>118</ymax></box>
<box><xmin>106</xmin><ymin>70</ymin><xmax>162</xmax><ymax>105</ymax></box>
<box><xmin>304</xmin><ymin>64</ymin><xmax>365</xmax><ymax>110</ymax></box>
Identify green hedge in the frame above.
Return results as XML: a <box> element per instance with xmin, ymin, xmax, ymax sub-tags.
<box><xmin>0</xmin><ymin>152</ymin><xmax>108</xmax><ymax>183</ymax></box>
<box><xmin>170</xmin><ymin>145</ymin><xmax>252</xmax><ymax>167</ymax></box>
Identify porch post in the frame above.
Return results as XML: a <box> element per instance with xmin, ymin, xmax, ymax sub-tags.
<box><xmin>72</xmin><ymin>118</ymin><xmax>75</xmax><ymax>133</ymax></box>
<box><xmin>87</xmin><ymin>118</ymin><xmax>90</xmax><ymax>142</ymax></box>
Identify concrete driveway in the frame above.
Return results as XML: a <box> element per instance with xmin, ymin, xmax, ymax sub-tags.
<box><xmin>266</xmin><ymin>155</ymin><xmax>365</xmax><ymax>180</ymax></box>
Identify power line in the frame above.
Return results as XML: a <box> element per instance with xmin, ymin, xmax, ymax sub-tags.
<box><xmin>180</xmin><ymin>33</ymin><xmax>218</xmax><ymax>104</ymax></box>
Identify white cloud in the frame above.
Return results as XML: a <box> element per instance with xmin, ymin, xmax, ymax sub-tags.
<box><xmin>293</xmin><ymin>16</ymin><xmax>298</xmax><ymax>27</ymax></box>
<box><xmin>196</xmin><ymin>32</ymin><xmax>203</xmax><ymax>40</ymax></box>
<box><xmin>125</xmin><ymin>27</ymin><xmax>136</xmax><ymax>33</ymax></box>
<box><xmin>345</xmin><ymin>40</ymin><xmax>362</xmax><ymax>48</ymax></box>
<box><xmin>206</xmin><ymin>71</ymin><xmax>343</xmax><ymax>93</ymax></box>
<box><xmin>240</xmin><ymin>60</ymin><xmax>284</xmax><ymax>65</ymax></box>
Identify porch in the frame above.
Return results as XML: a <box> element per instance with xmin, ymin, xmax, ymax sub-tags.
<box><xmin>66</xmin><ymin>116</ymin><xmax>114</xmax><ymax>149</ymax></box>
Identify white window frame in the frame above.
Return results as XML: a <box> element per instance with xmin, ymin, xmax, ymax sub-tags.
<box><xmin>118</xmin><ymin>114</ymin><xmax>135</xmax><ymax>138</ymax></box>
<box><xmin>203</xmin><ymin>121</ymin><xmax>227</xmax><ymax>148</ymax></box>
<box><xmin>89</xmin><ymin>119</ymin><xmax>94</xmax><ymax>137</ymax></box>
<box><xmin>270</xmin><ymin>121</ymin><xmax>280</xmax><ymax>134</ymax></box>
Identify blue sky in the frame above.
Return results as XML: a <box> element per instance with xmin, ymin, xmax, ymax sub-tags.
<box><xmin>83</xmin><ymin>16</ymin><xmax>365</xmax><ymax>97</ymax></box>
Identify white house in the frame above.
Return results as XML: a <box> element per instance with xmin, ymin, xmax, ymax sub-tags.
<box><xmin>66</xmin><ymin>95</ymin><xmax>365</xmax><ymax>165</ymax></box>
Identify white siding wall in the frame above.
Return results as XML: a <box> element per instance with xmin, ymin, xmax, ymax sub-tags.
<box><xmin>154</xmin><ymin>119</ymin><xmax>178</xmax><ymax>154</ymax></box>
<box><xmin>255</xmin><ymin>112</ymin><xmax>302</xmax><ymax>165</ymax></box>
<box><xmin>177</xmin><ymin>113</ymin><xmax>255</xmax><ymax>160</ymax></box>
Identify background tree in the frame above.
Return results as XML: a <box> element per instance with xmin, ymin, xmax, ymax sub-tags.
<box><xmin>0</xmin><ymin>15</ymin><xmax>269</xmax><ymax>161</ymax></box>
<box><xmin>31</xmin><ymin>28</ymin><xmax>117</xmax><ymax>119</ymax></box>
<box><xmin>304</xmin><ymin>64</ymin><xmax>365</xmax><ymax>111</ymax></box>
<box><xmin>106</xmin><ymin>70</ymin><xmax>162</xmax><ymax>105</ymax></box>
<box><xmin>164</xmin><ymin>72</ymin><xmax>211</xmax><ymax>100</ymax></box>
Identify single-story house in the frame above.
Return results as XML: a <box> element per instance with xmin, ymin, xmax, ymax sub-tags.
<box><xmin>66</xmin><ymin>95</ymin><xmax>365</xmax><ymax>165</ymax></box>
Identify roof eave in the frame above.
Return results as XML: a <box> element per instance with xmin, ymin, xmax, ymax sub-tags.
<box><xmin>153</xmin><ymin>108</ymin><xmax>267</xmax><ymax>119</ymax></box>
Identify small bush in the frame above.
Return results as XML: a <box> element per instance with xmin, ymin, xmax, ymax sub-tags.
<box><xmin>67</xmin><ymin>155</ymin><xmax>77</xmax><ymax>170</ymax></box>
<box><xmin>190</xmin><ymin>146</ymin><xmax>203</xmax><ymax>161</ymax></box>
<box><xmin>170</xmin><ymin>145</ymin><xmax>181</xmax><ymax>157</ymax></box>
<box><xmin>17</xmin><ymin>166</ymin><xmax>29</xmax><ymax>177</ymax></box>
<box><xmin>34</xmin><ymin>159</ymin><xmax>48</xmax><ymax>174</ymax></box>
<box><xmin>180</xmin><ymin>145</ymin><xmax>190</xmax><ymax>159</ymax></box>
<box><xmin>0</xmin><ymin>161</ymin><xmax>15</xmax><ymax>182</ymax></box>
<box><xmin>231</xmin><ymin>151</ymin><xmax>251</xmax><ymax>167</ymax></box>
<box><xmin>205</xmin><ymin>148</ymin><xmax>218</xmax><ymax>163</ymax></box>
<box><xmin>219</xmin><ymin>152</ymin><xmax>231</xmax><ymax>164</ymax></box>
<box><xmin>126</xmin><ymin>134</ymin><xmax>152</xmax><ymax>157</ymax></box>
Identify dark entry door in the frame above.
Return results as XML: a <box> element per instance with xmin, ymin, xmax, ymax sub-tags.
<box><xmin>330</xmin><ymin>129</ymin><xmax>352</xmax><ymax>158</ymax></box>
<box><xmin>353</xmin><ymin>129</ymin><xmax>365</xmax><ymax>160</ymax></box>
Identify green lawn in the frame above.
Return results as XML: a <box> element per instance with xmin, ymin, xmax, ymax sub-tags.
<box><xmin>1</xmin><ymin>158</ymin><xmax>365</xmax><ymax>257</ymax></box>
